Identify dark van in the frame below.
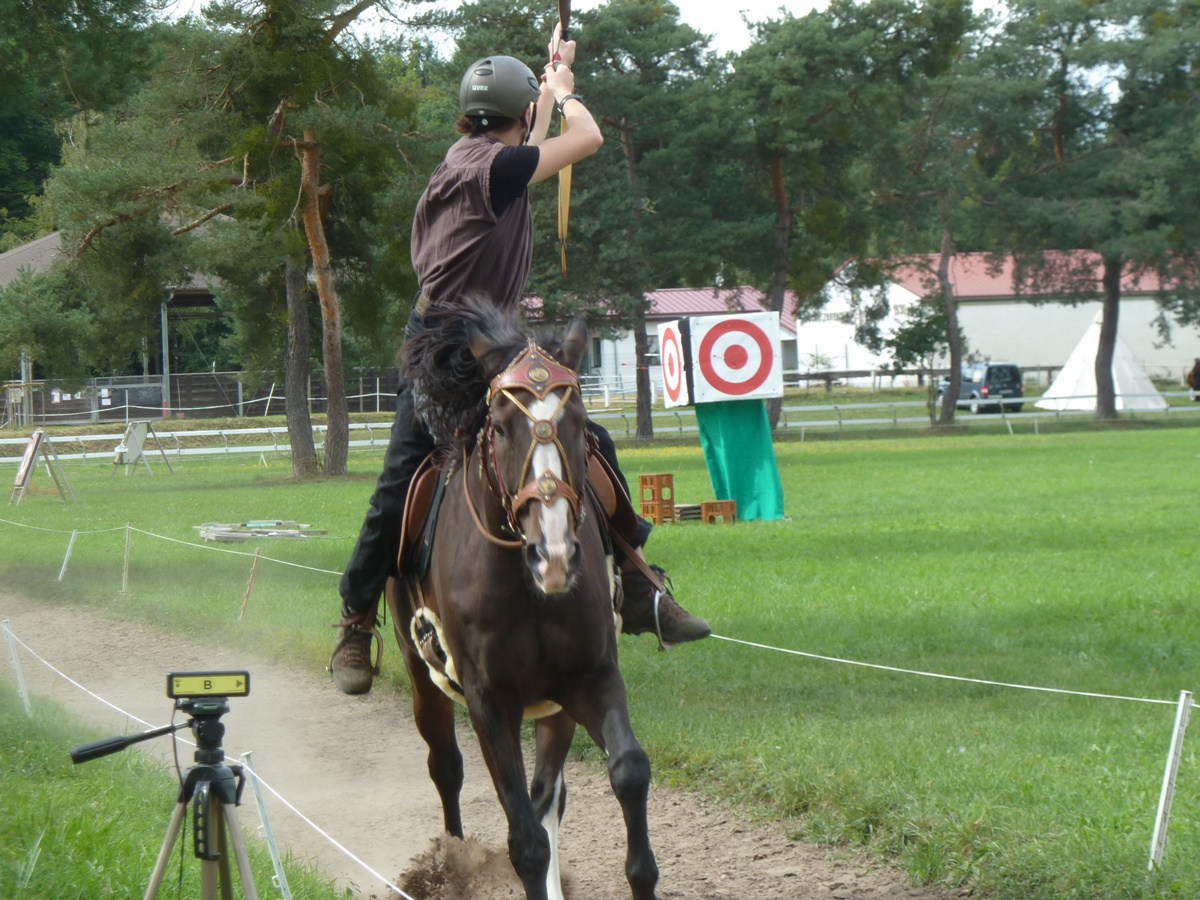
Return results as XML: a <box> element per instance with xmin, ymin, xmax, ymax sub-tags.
<box><xmin>938</xmin><ymin>362</ymin><xmax>1024</xmax><ymax>414</ymax></box>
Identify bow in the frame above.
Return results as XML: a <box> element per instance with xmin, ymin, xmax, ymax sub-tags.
<box><xmin>554</xmin><ymin>0</ymin><xmax>572</xmax><ymax>278</ymax></box>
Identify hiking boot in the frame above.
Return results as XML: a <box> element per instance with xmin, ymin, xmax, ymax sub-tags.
<box><xmin>330</xmin><ymin>612</ymin><xmax>381</xmax><ymax>695</ymax></box>
<box><xmin>619</xmin><ymin>564</ymin><xmax>711</xmax><ymax>646</ymax></box>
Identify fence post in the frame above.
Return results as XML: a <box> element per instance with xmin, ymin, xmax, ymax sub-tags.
<box><xmin>240</xmin><ymin>549</ymin><xmax>262</xmax><ymax>622</ymax></box>
<box><xmin>58</xmin><ymin>530</ymin><xmax>79</xmax><ymax>582</ymax></box>
<box><xmin>3</xmin><ymin>619</ymin><xmax>32</xmax><ymax>716</ymax></box>
<box><xmin>1149</xmin><ymin>690</ymin><xmax>1193</xmax><ymax>870</ymax></box>
<box><xmin>121</xmin><ymin>523</ymin><xmax>132</xmax><ymax>594</ymax></box>
<box><xmin>240</xmin><ymin>752</ymin><xmax>293</xmax><ymax>899</ymax></box>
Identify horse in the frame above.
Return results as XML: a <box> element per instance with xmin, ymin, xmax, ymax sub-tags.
<box><xmin>384</xmin><ymin>298</ymin><xmax>659</xmax><ymax>900</ymax></box>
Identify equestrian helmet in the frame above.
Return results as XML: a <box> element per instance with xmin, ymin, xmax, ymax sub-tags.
<box><xmin>460</xmin><ymin>56</ymin><xmax>540</xmax><ymax>120</ymax></box>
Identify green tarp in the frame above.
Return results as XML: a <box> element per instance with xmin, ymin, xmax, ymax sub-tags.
<box><xmin>695</xmin><ymin>400</ymin><xmax>785</xmax><ymax>521</ymax></box>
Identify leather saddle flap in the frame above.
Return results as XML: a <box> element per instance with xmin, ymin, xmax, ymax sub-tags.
<box><xmin>399</xmin><ymin>454</ymin><xmax>444</xmax><ymax>577</ymax></box>
<box><xmin>588</xmin><ymin>452</ymin><xmax>639</xmax><ymax>545</ymax></box>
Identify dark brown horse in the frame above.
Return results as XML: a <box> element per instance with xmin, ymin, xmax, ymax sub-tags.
<box><xmin>385</xmin><ymin>299</ymin><xmax>659</xmax><ymax>900</ymax></box>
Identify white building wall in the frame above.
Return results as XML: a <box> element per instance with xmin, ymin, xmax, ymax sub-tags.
<box><xmin>951</xmin><ymin>298</ymin><xmax>1200</xmax><ymax>383</ymax></box>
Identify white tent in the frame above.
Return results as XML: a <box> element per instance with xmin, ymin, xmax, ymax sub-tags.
<box><xmin>1036</xmin><ymin>313</ymin><xmax>1168</xmax><ymax>412</ymax></box>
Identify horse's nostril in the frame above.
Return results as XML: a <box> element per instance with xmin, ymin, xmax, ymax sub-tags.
<box><xmin>525</xmin><ymin>544</ymin><xmax>546</xmax><ymax>572</ymax></box>
<box><xmin>570</xmin><ymin>539</ymin><xmax>582</xmax><ymax>566</ymax></box>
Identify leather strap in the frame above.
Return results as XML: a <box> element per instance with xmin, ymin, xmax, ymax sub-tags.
<box><xmin>611</xmin><ymin>530</ymin><xmax>666</xmax><ymax>594</ymax></box>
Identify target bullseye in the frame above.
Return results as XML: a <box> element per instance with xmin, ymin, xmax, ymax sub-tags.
<box><xmin>723</xmin><ymin>344</ymin><xmax>749</xmax><ymax>370</ymax></box>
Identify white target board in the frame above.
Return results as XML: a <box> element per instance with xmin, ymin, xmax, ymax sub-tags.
<box><xmin>657</xmin><ymin>320</ymin><xmax>690</xmax><ymax>409</ymax></box>
<box><xmin>689</xmin><ymin>312</ymin><xmax>783</xmax><ymax>404</ymax></box>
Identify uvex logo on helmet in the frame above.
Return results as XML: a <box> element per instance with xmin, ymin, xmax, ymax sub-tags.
<box><xmin>459</xmin><ymin>55</ymin><xmax>540</xmax><ymax>119</ymax></box>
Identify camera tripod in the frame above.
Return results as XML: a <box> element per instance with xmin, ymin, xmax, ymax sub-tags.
<box><xmin>71</xmin><ymin>697</ymin><xmax>259</xmax><ymax>900</ymax></box>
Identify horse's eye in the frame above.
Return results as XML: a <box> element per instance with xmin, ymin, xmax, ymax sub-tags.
<box><xmin>493</xmin><ymin>422</ymin><xmax>507</xmax><ymax>439</ymax></box>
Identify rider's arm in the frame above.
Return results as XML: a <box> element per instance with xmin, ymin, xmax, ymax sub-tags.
<box><xmin>527</xmin><ymin>37</ymin><xmax>602</xmax><ymax>184</ymax></box>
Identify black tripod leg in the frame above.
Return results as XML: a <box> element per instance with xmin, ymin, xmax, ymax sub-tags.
<box><xmin>144</xmin><ymin>802</ymin><xmax>187</xmax><ymax>900</ymax></box>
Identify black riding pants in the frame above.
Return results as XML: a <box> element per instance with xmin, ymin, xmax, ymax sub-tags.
<box><xmin>338</xmin><ymin>386</ymin><xmax>651</xmax><ymax>616</ymax></box>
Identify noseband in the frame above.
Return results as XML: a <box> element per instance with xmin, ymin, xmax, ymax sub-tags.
<box><xmin>468</xmin><ymin>343</ymin><xmax>585</xmax><ymax>546</ymax></box>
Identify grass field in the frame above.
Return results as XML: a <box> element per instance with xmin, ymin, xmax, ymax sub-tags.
<box><xmin>2</xmin><ymin>421</ymin><xmax>1199</xmax><ymax>898</ymax></box>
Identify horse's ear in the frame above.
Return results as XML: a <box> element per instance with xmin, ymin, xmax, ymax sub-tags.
<box><xmin>559</xmin><ymin>316</ymin><xmax>588</xmax><ymax>371</ymax></box>
<box><xmin>467</xmin><ymin>322</ymin><xmax>510</xmax><ymax>380</ymax></box>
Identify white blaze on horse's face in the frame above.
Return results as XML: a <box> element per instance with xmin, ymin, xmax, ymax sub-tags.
<box><xmin>524</xmin><ymin>389</ymin><xmax>577</xmax><ymax>595</ymax></box>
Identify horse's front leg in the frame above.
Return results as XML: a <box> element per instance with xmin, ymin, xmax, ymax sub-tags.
<box><xmin>387</xmin><ymin>579</ymin><xmax>464</xmax><ymax>837</ymax></box>
<box><xmin>573</xmin><ymin>668</ymin><xmax>659</xmax><ymax>900</ymax></box>
<box><xmin>468</xmin><ymin>692</ymin><xmax>553</xmax><ymax>900</ymax></box>
<box><xmin>531</xmin><ymin>711</ymin><xmax>576</xmax><ymax>900</ymax></box>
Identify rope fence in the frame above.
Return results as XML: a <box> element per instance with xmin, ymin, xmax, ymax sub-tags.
<box><xmin>1</xmin><ymin>513</ymin><xmax>1194</xmax><ymax>879</ymax></box>
<box><xmin>4</xmin><ymin>391</ymin><xmax>1200</xmax><ymax>462</ymax></box>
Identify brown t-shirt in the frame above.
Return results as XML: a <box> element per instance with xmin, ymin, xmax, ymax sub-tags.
<box><xmin>411</xmin><ymin>135</ymin><xmax>535</xmax><ymax>311</ymax></box>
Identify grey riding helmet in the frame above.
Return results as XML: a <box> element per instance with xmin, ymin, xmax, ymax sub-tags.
<box><xmin>460</xmin><ymin>56</ymin><xmax>541</xmax><ymax>120</ymax></box>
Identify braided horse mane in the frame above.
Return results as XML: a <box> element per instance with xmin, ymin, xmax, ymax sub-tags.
<box><xmin>401</xmin><ymin>296</ymin><xmax>533</xmax><ymax>448</ymax></box>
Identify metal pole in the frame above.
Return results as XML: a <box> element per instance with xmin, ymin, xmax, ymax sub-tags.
<box><xmin>1149</xmin><ymin>690</ymin><xmax>1193</xmax><ymax>870</ymax></box>
<box><xmin>19</xmin><ymin>349</ymin><xmax>32</xmax><ymax>428</ymax></box>
<box><xmin>161</xmin><ymin>302</ymin><xmax>171</xmax><ymax>420</ymax></box>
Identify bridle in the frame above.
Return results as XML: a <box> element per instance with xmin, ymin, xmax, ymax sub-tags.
<box><xmin>464</xmin><ymin>342</ymin><xmax>586</xmax><ymax>548</ymax></box>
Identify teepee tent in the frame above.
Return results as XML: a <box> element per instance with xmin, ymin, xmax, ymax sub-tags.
<box><xmin>1036</xmin><ymin>313</ymin><xmax>1168</xmax><ymax>412</ymax></box>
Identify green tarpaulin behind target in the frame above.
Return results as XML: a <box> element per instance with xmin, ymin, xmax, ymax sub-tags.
<box><xmin>695</xmin><ymin>400</ymin><xmax>784</xmax><ymax>521</ymax></box>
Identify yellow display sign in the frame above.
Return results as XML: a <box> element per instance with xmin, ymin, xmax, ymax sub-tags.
<box><xmin>167</xmin><ymin>671</ymin><xmax>250</xmax><ymax>698</ymax></box>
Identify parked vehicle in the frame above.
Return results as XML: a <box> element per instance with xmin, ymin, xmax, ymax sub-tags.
<box><xmin>937</xmin><ymin>362</ymin><xmax>1024</xmax><ymax>414</ymax></box>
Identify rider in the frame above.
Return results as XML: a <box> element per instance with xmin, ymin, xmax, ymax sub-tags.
<box><xmin>330</xmin><ymin>30</ymin><xmax>710</xmax><ymax>695</ymax></box>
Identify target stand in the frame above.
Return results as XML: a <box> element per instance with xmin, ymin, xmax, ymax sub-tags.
<box><xmin>113</xmin><ymin>421</ymin><xmax>175</xmax><ymax>476</ymax></box>
<box><xmin>9</xmin><ymin>431</ymin><xmax>75</xmax><ymax>505</ymax></box>
<box><xmin>658</xmin><ymin>314</ymin><xmax>784</xmax><ymax>521</ymax></box>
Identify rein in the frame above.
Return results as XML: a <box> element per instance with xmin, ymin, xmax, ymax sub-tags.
<box><xmin>462</xmin><ymin>343</ymin><xmax>586</xmax><ymax>548</ymax></box>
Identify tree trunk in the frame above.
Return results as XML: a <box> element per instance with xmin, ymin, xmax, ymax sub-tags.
<box><xmin>284</xmin><ymin>255</ymin><xmax>319</xmax><ymax>478</ymax></box>
<box><xmin>614</xmin><ymin>118</ymin><xmax>654</xmax><ymax>439</ymax></box>
<box><xmin>633</xmin><ymin>309</ymin><xmax>653</xmax><ymax>438</ymax></box>
<box><xmin>936</xmin><ymin>227</ymin><xmax>963</xmax><ymax>426</ymax></box>
<box><xmin>1095</xmin><ymin>255</ymin><xmax>1122</xmax><ymax>420</ymax></box>
<box><xmin>766</xmin><ymin>154</ymin><xmax>794</xmax><ymax>431</ymax></box>
<box><xmin>300</xmin><ymin>130</ymin><xmax>349</xmax><ymax>475</ymax></box>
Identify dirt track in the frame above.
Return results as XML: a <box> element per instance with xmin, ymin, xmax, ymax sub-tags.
<box><xmin>2</xmin><ymin>590</ymin><xmax>966</xmax><ymax>899</ymax></box>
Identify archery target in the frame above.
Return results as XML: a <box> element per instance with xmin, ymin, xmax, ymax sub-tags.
<box><xmin>658</xmin><ymin>320</ymin><xmax>690</xmax><ymax>408</ymax></box>
<box><xmin>690</xmin><ymin>312</ymin><xmax>783</xmax><ymax>403</ymax></box>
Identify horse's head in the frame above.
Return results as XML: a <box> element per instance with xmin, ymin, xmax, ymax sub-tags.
<box><xmin>470</xmin><ymin>316</ymin><xmax>590</xmax><ymax>595</ymax></box>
